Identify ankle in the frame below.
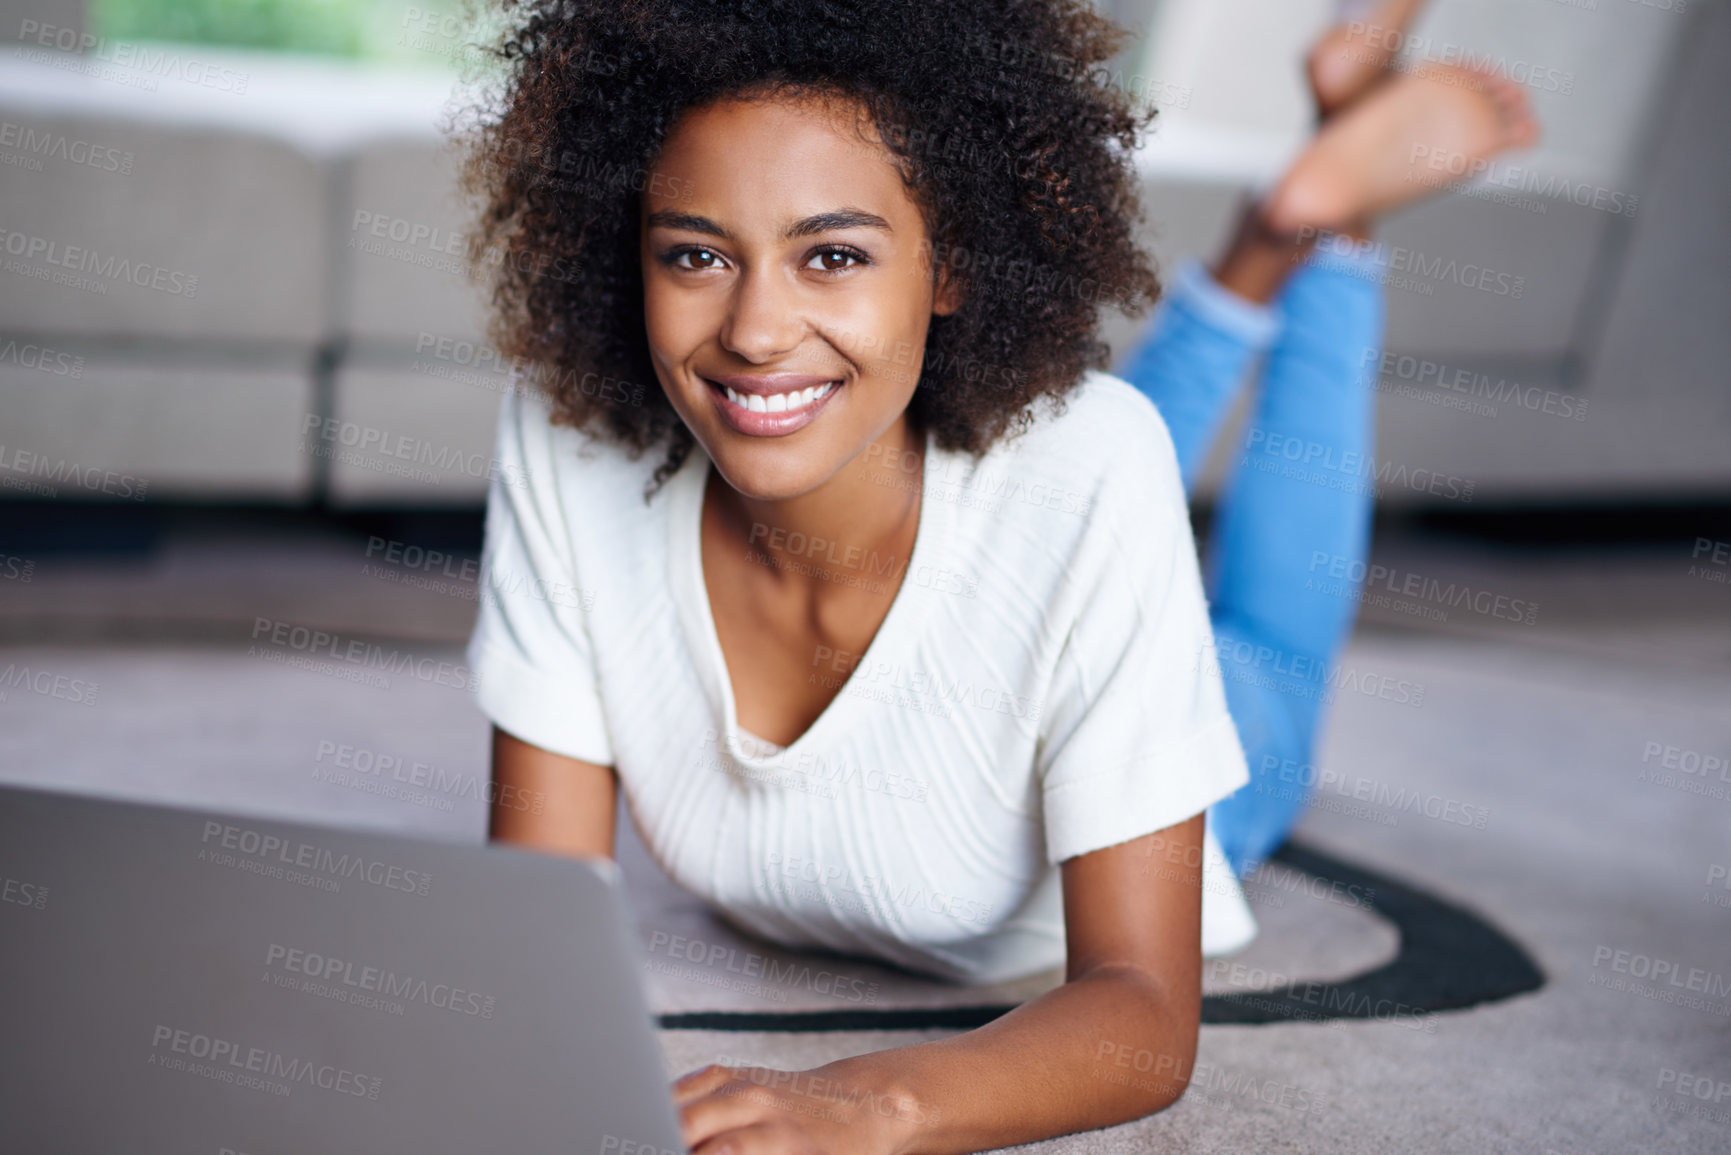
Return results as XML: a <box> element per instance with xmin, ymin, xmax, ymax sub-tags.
<box><xmin>1214</xmin><ymin>211</ymin><xmax>1315</xmax><ymax>305</ymax></box>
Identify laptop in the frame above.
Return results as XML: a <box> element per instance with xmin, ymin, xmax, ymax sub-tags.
<box><xmin>0</xmin><ymin>780</ymin><xmax>688</xmax><ymax>1155</ymax></box>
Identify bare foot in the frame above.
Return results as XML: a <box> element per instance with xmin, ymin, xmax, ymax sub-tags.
<box><xmin>1306</xmin><ymin>0</ymin><xmax>1430</xmax><ymax>119</ymax></box>
<box><xmin>1260</xmin><ymin>62</ymin><xmax>1542</xmax><ymax>239</ymax></box>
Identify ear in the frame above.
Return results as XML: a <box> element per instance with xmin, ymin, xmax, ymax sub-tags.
<box><xmin>932</xmin><ymin>262</ymin><xmax>965</xmax><ymax>317</ymax></box>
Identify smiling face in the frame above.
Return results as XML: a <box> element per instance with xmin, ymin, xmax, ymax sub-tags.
<box><xmin>640</xmin><ymin>89</ymin><xmax>960</xmax><ymax>501</ymax></box>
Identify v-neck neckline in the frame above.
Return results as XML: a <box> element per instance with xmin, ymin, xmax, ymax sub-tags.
<box><xmin>669</xmin><ymin>427</ymin><xmax>950</xmax><ymax>764</ymax></box>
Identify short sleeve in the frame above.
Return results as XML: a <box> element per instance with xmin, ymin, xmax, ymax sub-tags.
<box><xmin>1034</xmin><ymin>403</ymin><xmax>1248</xmax><ymax>865</ymax></box>
<box><xmin>465</xmin><ymin>386</ymin><xmax>615</xmax><ymax>765</ymax></box>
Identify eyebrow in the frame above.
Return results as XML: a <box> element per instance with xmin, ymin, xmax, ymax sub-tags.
<box><xmin>645</xmin><ymin>207</ymin><xmax>892</xmax><ymax>240</ymax></box>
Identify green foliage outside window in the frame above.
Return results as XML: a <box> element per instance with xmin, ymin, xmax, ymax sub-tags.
<box><xmin>90</xmin><ymin>0</ymin><xmax>499</xmax><ymax>67</ymax></box>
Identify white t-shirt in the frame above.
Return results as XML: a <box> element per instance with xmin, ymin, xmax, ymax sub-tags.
<box><xmin>467</xmin><ymin>368</ymin><xmax>1257</xmax><ymax>984</ymax></box>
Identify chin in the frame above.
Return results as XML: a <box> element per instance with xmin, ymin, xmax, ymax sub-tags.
<box><xmin>706</xmin><ymin>439</ymin><xmax>844</xmax><ymax>503</ymax></box>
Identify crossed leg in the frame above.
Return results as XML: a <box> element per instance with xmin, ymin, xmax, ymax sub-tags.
<box><xmin>1122</xmin><ymin>2</ymin><xmax>1539</xmax><ymax>874</ymax></box>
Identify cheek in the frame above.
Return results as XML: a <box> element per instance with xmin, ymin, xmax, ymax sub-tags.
<box><xmin>641</xmin><ymin>277</ymin><xmax>701</xmax><ymax>356</ymax></box>
<box><xmin>823</xmin><ymin>280</ymin><xmax>931</xmax><ymax>377</ymax></box>
<box><xmin>876</xmin><ymin>287</ymin><xmax>935</xmax><ymax>381</ymax></box>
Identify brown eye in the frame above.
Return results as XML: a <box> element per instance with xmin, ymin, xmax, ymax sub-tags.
<box><xmin>677</xmin><ymin>248</ymin><xmax>720</xmax><ymax>270</ymax></box>
<box><xmin>808</xmin><ymin>247</ymin><xmax>865</xmax><ymax>272</ymax></box>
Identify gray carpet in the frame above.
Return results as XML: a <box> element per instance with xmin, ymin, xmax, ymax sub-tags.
<box><xmin>2</xmin><ymin>527</ymin><xmax>1727</xmax><ymax>1153</ymax></box>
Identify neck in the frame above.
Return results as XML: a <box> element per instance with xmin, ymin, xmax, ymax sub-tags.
<box><xmin>709</xmin><ymin>417</ymin><xmax>926</xmax><ymax>592</ymax></box>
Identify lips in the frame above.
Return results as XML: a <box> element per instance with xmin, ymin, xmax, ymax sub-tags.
<box><xmin>703</xmin><ymin>373</ymin><xmax>843</xmax><ymax>437</ymax></box>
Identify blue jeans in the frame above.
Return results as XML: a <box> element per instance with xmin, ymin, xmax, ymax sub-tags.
<box><xmin>1121</xmin><ymin>251</ymin><xmax>1385</xmax><ymax>876</ymax></box>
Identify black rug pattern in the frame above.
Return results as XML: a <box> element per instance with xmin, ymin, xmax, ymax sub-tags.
<box><xmin>655</xmin><ymin>839</ymin><xmax>1546</xmax><ymax>1032</ymax></box>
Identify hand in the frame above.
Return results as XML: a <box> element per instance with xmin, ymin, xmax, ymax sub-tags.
<box><xmin>672</xmin><ymin>1062</ymin><xmax>921</xmax><ymax>1155</ymax></box>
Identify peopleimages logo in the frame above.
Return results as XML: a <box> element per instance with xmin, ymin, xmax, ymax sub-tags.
<box><xmin>0</xmin><ymin>119</ymin><xmax>133</xmax><ymax>175</ymax></box>
<box><xmin>0</xmin><ymin>337</ymin><xmax>85</xmax><ymax>376</ymax></box>
<box><xmin>1259</xmin><ymin>757</ymin><xmax>1491</xmax><ymax>830</ymax></box>
<box><xmin>600</xmin><ymin>1138</ymin><xmax>682</xmax><ymax>1155</ymax></box>
<box><xmin>148</xmin><ymin>1025</ymin><xmax>381</xmax><ymax>1099</ymax></box>
<box><xmin>313</xmin><ymin>739</ymin><xmax>544</xmax><ymax>814</ymax></box>
<box><xmin>1362</xmin><ymin>349</ymin><xmax>1589</xmax><ymax>422</ymax></box>
<box><xmin>1300</xmin><ymin>228</ymin><xmax>1525</xmax><ymax>300</ymax></box>
<box><xmin>265</xmin><ymin>943</ymin><xmax>496</xmax><ymax>1018</ymax></box>
<box><xmin>16</xmin><ymin>20</ymin><xmax>251</xmax><ymax>93</ymax></box>
<box><xmin>0</xmin><ymin>226</ymin><xmax>199</xmax><ymax>296</ymax></box>
<box><xmin>199</xmin><ymin>821</ymin><xmax>432</xmax><ymax>896</ymax></box>
<box><xmin>249</xmin><ymin>616</ymin><xmax>481</xmax><ymax>692</ymax></box>
<box><xmin>1589</xmin><ymin>946</ymin><xmax>1731</xmax><ymax>1016</ymax></box>
<box><xmin>1</xmin><ymin>874</ymin><xmax>49</xmax><ymax>910</ymax></box>
<box><xmin>1240</xmin><ymin>426</ymin><xmax>1476</xmax><ymax>503</ymax></box>
<box><xmin>1091</xmin><ymin>1041</ymin><xmax>1329</xmax><ymax>1114</ymax></box>
<box><xmin>1637</xmin><ymin>740</ymin><xmax>1731</xmax><ymax>802</ymax></box>
<box><xmin>645</xmin><ymin>931</ymin><xmax>882</xmax><ymax>1004</ymax></box>
<box><xmin>0</xmin><ymin>661</ymin><xmax>99</xmax><ymax>706</ymax></box>
<box><xmin>0</xmin><ymin>444</ymin><xmax>148</xmax><ymax>500</ymax></box>
<box><xmin>1343</xmin><ymin>23</ymin><xmax>1576</xmax><ymax>95</ymax></box>
<box><xmin>1306</xmin><ymin>551</ymin><xmax>1540</xmax><ymax>627</ymax></box>
<box><xmin>1197</xmin><ymin>633</ymin><xmax>1427</xmax><ymax>709</ymax></box>
<box><xmin>299</xmin><ymin>414</ymin><xmax>533</xmax><ymax>490</ymax></box>
<box><xmin>1658</xmin><ymin>1067</ymin><xmax>1731</xmax><ymax>1105</ymax></box>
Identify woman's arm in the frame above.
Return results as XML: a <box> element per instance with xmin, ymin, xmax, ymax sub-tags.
<box><xmin>486</xmin><ymin>726</ymin><xmax>619</xmax><ymax>861</ymax></box>
<box><xmin>673</xmin><ymin>813</ymin><xmax>1208</xmax><ymax>1155</ymax></box>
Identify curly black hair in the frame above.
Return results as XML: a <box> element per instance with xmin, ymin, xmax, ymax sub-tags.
<box><xmin>460</xmin><ymin>0</ymin><xmax>1163</xmax><ymax>499</ymax></box>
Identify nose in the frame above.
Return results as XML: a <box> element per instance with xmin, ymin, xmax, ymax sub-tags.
<box><xmin>718</xmin><ymin>264</ymin><xmax>806</xmax><ymax>363</ymax></box>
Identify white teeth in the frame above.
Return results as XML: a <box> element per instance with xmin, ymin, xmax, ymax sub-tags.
<box><xmin>719</xmin><ymin>381</ymin><xmax>836</xmax><ymax>415</ymax></box>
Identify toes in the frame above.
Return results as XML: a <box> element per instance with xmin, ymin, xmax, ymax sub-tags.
<box><xmin>1306</xmin><ymin>50</ymin><xmax>1350</xmax><ymax>113</ymax></box>
<box><xmin>1306</xmin><ymin>38</ymin><xmax>1379</xmax><ymax>117</ymax></box>
<box><xmin>1481</xmin><ymin>76</ymin><xmax>1541</xmax><ymax>147</ymax></box>
<box><xmin>1508</xmin><ymin>112</ymin><xmax>1542</xmax><ymax>150</ymax></box>
<box><xmin>1485</xmin><ymin>74</ymin><xmax>1528</xmax><ymax>113</ymax></box>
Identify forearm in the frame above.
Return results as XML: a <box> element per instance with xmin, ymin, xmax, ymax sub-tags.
<box><xmin>816</xmin><ymin>963</ymin><xmax>1198</xmax><ymax>1155</ymax></box>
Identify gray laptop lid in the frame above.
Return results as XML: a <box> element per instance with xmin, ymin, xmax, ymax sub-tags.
<box><xmin>0</xmin><ymin>782</ymin><xmax>687</xmax><ymax>1155</ymax></box>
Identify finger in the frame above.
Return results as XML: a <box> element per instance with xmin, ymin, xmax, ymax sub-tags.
<box><xmin>672</xmin><ymin>1063</ymin><xmax>735</xmax><ymax>1105</ymax></box>
<box><xmin>680</xmin><ymin>1081</ymin><xmax>782</xmax><ymax>1151</ymax></box>
<box><xmin>691</xmin><ymin>1120</ymin><xmax>785</xmax><ymax>1155</ymax></box>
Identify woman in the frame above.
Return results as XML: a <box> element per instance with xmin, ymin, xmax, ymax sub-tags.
<box><xmin>461</xmin><ymin>0</ymin><xmax>1535</xmax><ymax>1151</ymax></box>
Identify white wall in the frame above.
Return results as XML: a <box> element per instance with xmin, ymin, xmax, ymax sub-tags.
<box><xmin>1140</xmin><ymin>0</ymin><xmax>1694</xmax><ymax>191</ymax></box>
